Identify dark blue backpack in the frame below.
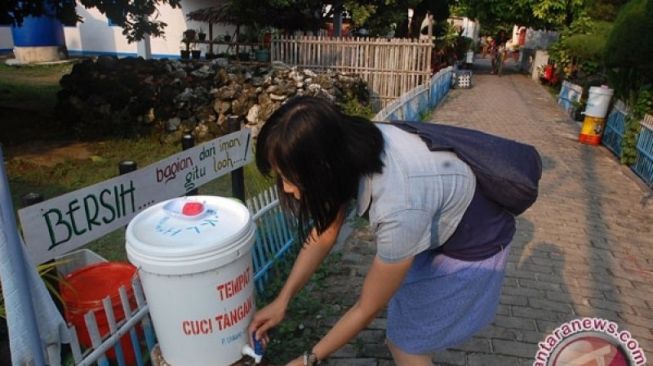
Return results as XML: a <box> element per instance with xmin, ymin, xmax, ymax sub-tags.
<box><xmin>389</xmin><ymin>121</ymin><xmax>542</xmax><ymax>216</ymax></box>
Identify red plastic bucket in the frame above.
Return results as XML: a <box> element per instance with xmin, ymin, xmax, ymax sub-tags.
<box><xmin>60</xmin><ymin>262</ymin><xmax>139</xmax><ymax>365</ymax></box>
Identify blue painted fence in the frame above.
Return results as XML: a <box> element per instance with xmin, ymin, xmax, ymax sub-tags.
<box><xmin>557</xmin><ymin>81</ymin><xmax>583</xmax><ymax>119</ymax></box>
<box><xmin>632</xmin><ymin>115</ymin><xmax>653</xmax><ymax>186</ymax></box>
<box><xmin>374</xmin><ymin>67</ymin><xmax>453</xmax><ymax>122</ymax></box>
<box><xmin>602</xmin><ymin>100</ymin><xmax>653</xmax><ymax>187</ymax></box>
<box><xmin>602</xmin><ymin>101</ymin><xmax>629</xmax><ymax>157</ymax></box>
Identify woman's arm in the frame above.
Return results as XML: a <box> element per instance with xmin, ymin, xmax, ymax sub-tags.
<box><xmin>250</xmin><ymin>207</ymin><xmax>346</xmax><ymax>340</ymax></box>
<box><xmin>309</xmin><ymin>255</ymin><xmax>414</xmax><ymax>361</ymax></box>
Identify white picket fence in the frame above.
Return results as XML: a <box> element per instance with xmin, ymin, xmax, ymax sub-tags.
<box><xmin>271</xmin><ymin>36</ymin><xmax>433</xmax><ymax>108</ymax></box>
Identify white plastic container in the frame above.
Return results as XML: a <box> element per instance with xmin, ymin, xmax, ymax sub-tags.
<box><xmin>126</xmin><ymin>196</ymin><xmax>256</xmax><ymax>366</ymax></box>
<box><xmin>465</xmin><ymin>50</ymin><xmax>474</xmax><ymax>64</ymax></box>
<box><xmin>585</xmin><ymin>86</ymin><xmax>614</xmax><ymax>118</ymax></box>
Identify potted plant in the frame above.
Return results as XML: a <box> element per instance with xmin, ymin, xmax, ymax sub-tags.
<box><xmin>191</xmin><ymin>43</ymin><xmax>201</xmax><ymax>59</ymax></box>
<box><xmin>255</xmin><ymin>44</ymin><xmax>270</xmax><ymax>62</ymax></box>
<box><xmin>237</xmin><ymin>51</ymin><xmax>250</xmax><ymax>61</ymax></box>
<box><xmin>223</xmin><ymin>33</ymin><xmax>231</xmax><ymax>43</ymax></box>
<box><xmin>183</xmin><ymin>29</ymin><xmax>196</xmax><ymax>42</ymax></box>
<box><xmin>180</xmin><ymin>29</ymin><xmax>196</xmax><ymax>59</ymax></box>
<box><xmin>198</xmin><ymin>27</ymin><xmax>206</xmax><ymax>42</ymax></box>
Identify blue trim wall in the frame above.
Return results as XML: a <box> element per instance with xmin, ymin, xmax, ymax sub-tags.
<box><xmin>67</xmin><ymin>49</ymin><xmax>181</xmax><ymax>60</ymax></box>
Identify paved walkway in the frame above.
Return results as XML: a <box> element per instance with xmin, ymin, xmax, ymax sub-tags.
<box><xmin>323</xmin><ymin>60</ymin><xmax>653</xmax><ymax>365</ymax></box>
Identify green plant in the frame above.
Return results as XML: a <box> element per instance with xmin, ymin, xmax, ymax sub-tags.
<box><xmin>352</xmin><ymin>337</ymin><xmax>365</xmax><ymax>355</ymax></box>
<box><xmin>339</xmin><ymin>98</ymin><xmax>374</xmax><ymax>119</ymax></box>
<box><xmin>337</xmin><ymin>79</ymin><xmax>374</xmax><ymax>119</ymax></box>
<box><xmin>419</xmin><ymin>108</ymin><xmax>432</xmax><ymax>122</ymax></box>
<box><xmin>621</xmin><ymin>87</ymin><xmax>653</xmax><ymax>165</ymax></box>
<box><xmin>548</xmin><ymin>16</ymin><xmax>612</xmax><ymax>82</ymax></box>
<box><xmin>604</xmin><ymin>0</ymin><xmax>653</xmax><ymax>80</ymax></box>
<box><xmin>182</xmin><ymin>29</ymin><xmax>197</xmax><ymax>52</ymax></box>
<box><xmin>256</xmin><ymin>250</ymin><xmax>343</xmax><ymax>364</ymax></box>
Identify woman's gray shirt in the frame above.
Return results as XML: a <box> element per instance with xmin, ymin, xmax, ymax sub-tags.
<box><xmin>357</xmin><ymin>124</ymin><xmax>476</xmax><ymax>263</ymax></box>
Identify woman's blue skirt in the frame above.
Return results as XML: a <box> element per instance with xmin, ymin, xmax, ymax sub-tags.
<box><xmin>386</xmin><ymin>245</ymin><xmax>510</xmax><ymax>354</ymax></box>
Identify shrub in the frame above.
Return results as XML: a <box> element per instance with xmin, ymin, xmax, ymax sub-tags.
<box><xmin>549</xmin><ymin>18</ymin><xmax>612</xmax><ymax>86</ymax></box>
<box><xmin>604</xmin><ymin>0</ymin><xmax>653</xmax><ymax>79</ymax></box>
<box><xmin>562</xmin><ymin>21</ymin><xmax>612</xmax><ymax>60</ymax></box>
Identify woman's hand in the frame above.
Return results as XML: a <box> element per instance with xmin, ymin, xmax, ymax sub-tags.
<box><xmin>248</xmin><ymin>297</ymin><xmax>287</xmax><ymax>346</ymax></box>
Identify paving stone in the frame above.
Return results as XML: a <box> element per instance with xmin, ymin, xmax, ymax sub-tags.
<box><xmin>492</xmin><ymin>339</ymin><xmax>538</xmax><ymax>359</ymax></box>
<box><xmin>499</xmin><ymin>294</ymin><xmax>529</xmax><ymax>307</ymax></box>
<box><xmin>450</xmin><ymin>337</ymin><xmax>492</xmax><ymax>353</ymax></box>
<box><xmin>467</xmin><ymin>353</ymin><xmax>525</xmax><ymax>366</ymax></box>
<box><xmin>511</xmin><ymin>305</ymin><xmax>572</xmax><ymax>322</ymax></box>
<box><xmin>330</xmin><ymin>344</ymin><xmax>358</xmax><ymax>358</ymax></box>
<box><xmin>518</xmin><ymin>278</ymin><xmax>563</xmax><ymax>292</ymax></box>
<box><xmin>528</xmin><ymin>298</ymin><xmax>575</xmax><ymax>313</ymax></box>
<box><xmin>432</xmin><ymin>349</ymin><xmax>467</xmax><ymax>365</ymax></box>
<box><xmin>325</xmin><ymin>358</ymin><xmax>377</xmax><ymax>366</ymax></box>
<box><xmin>476</xmin><ymin>325</ymin><xmax>543</xmax><ymax>344</ymax></box>
<box><xmin>493</xmin><ymin>314</ymin><xmax>538</xmax><ymax>331</ymax></box>
<box><xmin>360</xmin><ymin>344</ymin><xmax>392</xmax><ymax>359</ymax></box>
<box><xmin>357</xmin><ymin>330</ymin><xmax>385</xmax><ymax>344</ymax></box>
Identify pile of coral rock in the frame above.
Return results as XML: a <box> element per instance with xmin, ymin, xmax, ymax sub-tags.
<box><xmin>57</xmin><ymin>56</ymin><xmax>369</xmax><ymax>142</ymax></box>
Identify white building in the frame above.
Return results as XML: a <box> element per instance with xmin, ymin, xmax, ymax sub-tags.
<box><xmin>449</xmin><ymin>16</ymin><xmax>480</xmax><ymax>43</ymax></box>
<box><xmin>1</xmin><ymin>0</ymin><xmax>236</xmax><ymax>60</ymax></box>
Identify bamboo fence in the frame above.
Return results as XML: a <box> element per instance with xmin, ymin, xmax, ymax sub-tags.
<box><xmin>271</xmin><ymin>36</ymin><xmax>433</xmax><ymax>107</ymax></box>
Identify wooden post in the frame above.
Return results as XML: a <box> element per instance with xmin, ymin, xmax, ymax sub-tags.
<box><xmin>181</xmin><ymin>133</ymin><xmax>199</xmax><ymax>196</ymax></box>
<box><xmin>209</xmin><ymin>23</ymin><xmax>213</xmax><ymax>55</ymax></box>
<box><xmin>118</xmin><ymin>160</ymin><xmax>137</xmax><ymax>175</ymax></box>
<box><xmin>228</xmin><ymin>116</ymin><xmax>245</xmax><ymax>202</ymax></box>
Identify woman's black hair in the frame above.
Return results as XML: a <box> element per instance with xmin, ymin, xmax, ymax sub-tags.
<box><xmin>256</xmin><ymin>96</ymin><xmax>384</xmax><ymax>239</ymax></box>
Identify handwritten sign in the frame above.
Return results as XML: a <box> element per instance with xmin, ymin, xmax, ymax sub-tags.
<box><xmin>18</xmin><ymin>129</ymin><xmax>253</xmax><ymax>264</ymax></box>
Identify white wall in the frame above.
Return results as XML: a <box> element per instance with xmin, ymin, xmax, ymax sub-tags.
<box><xmin>148</xmin><ymin>0</ymin><xmax>236</xmax><ymax>57</ymax></box>
<box><xmin>64</xmin><ymin>6</ymin><xmax>136</xmax><ymax>55</ymax></box>
<box><xmin>1</xmin><ymin>0</ymin><xmax>237</xmax><ymax>58</ymax></box>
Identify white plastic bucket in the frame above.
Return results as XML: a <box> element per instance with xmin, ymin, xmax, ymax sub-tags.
<box><xmin>584</xmin><ymin>86</ymin><xmax>614</xmax><ymax>118</ymax></box>
<box><xmin>126</xmin><ymin>196</ymin><xmax>256</xmax><ymax>366</ymax></box>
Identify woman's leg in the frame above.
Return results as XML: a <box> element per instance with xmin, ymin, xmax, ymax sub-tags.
<box><xmin>387</xmin><ymin>338</ymin><xmax>433</xmax><ymax>366</ymax></box>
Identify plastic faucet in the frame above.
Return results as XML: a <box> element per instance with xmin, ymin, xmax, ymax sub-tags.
<box><xmin>242</xmin><ymin>332</ymin><xmax>264</xmax><ymax>364</ymax></box>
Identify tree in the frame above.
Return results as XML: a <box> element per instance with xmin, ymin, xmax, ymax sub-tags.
<box><xmin>1</xmin><ymin>0</ymin><xmax>181</xmax><ymax>42</ymax></box>
<box><xmin>451</xmin><ymin>0</ymin><xmax>587</xmax><ymax>30</ymax></box>
<box><xmin>604</xmin><ymin>0</ymin><xmax>653</xmax><ymax>76</ymax></box>
<box><xmin>340</xmin><ymin>0</ymin><xmax>450</xmax><ymax>38</ymax></box>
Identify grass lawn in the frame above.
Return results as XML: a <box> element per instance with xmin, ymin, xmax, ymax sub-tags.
<box><xmin>0</xmin><ymin>62</ymin><xmax>74</xmax><ymax>145</ymax></box>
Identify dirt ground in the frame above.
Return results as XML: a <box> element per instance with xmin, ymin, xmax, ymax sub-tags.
<box><xmin>6</xmin><ymin>140</ymin><xmax>93</xmax><ymax>167</ymax></box>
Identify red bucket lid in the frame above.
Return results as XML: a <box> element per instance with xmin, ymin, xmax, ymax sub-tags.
<box><xmin>60</xmin><ymin>262</ymin><xmax>137</xmax><ymax>309</ymax></box>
